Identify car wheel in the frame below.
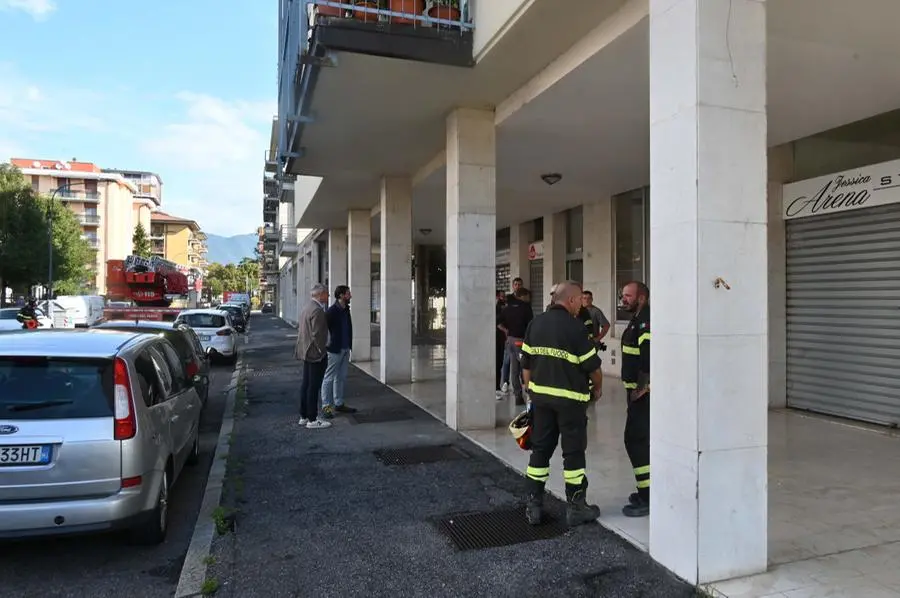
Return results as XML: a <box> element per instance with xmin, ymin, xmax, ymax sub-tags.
<box><xmin>129</xmin><ymin>471</ymin><xmax>168</xmax><ymax>545</ymax></box>
<box><xmin>187</xmin><ymin>433</ymin><xmax>200</xmax><ymax>466</ymax></box>
<box><xmin>228</xmin><ymin>352</ymin><xmax>238</xmax><ymax>366</ymax></box>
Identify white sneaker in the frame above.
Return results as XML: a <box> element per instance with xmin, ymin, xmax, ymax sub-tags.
<box><xmin>500</xmin><ymin>382</ymin><xmax>509</xmax><ymax>393</ymax></box>
<box><xmin>496</xmin><ymin>390</ymin><xmax>505</xmax><ymax>401</ymax></box>
<box><xmin>298</xmin><ymin>418</ymin><xmax>309</xmax><ymax>426</ymax></box>
<box><xmin>306</xmin><ymin>419</ymin><xmax>332</xmax><ymax>429</ymax></box>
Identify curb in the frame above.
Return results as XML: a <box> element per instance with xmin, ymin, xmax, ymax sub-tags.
<box><xmin>174</xmin><ymin>356</ymin><xmax>244</xmax><ymax>598</ymax></box>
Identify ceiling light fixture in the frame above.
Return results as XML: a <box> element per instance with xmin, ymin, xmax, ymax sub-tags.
<box><xmin>541</xmin><ymin>173</ymin><xmax>563</xmax><ymax>186</ymax></box>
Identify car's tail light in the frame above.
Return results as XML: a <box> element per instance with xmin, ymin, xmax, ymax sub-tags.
<box><xmin>113</xmin><ymin>357</ymin><xmax>137</xmax><ymax>440</ymax></box>
<box><xmin>186</xmin><ymin>360</ymin><xmax>199</xmax><ymax>378</ymax></box>
<box><xmin>216</xmin><ymin>328</ymin><xmax>232</xmax><ymax>336</ymax></box>
<box><xmin>121</xmin><ymin>475</ymin><xmax>142</xmax><ymax>488</ymax></box>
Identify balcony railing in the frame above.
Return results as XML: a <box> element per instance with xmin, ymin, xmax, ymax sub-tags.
<box><xmin>83</xmin><ymin>237</ymin><xmax>100</xmax><ymax>249</ymax></box>
<box><xmin>276</xmin><ymin>0</ymin><xmax>472</xmax><ymax>163</ymax></box>
<box><xmin>57</xmin><ymin>190</ymin><xmax>101</xmax><ymax>202</ymax></box>
<box><xmin>279</xmin><ymin>225</ymin><xmax>299</xmax><ymax>256</ymax></box>
<box><xmin>79</xmin><ymin>213</ymin><xmax>101</xmax><ymax>225</ymax></box>
<box><xmin>265</xmin><ymin>150</ymin><xmax>278</xmax><ymax>173</ymax></box>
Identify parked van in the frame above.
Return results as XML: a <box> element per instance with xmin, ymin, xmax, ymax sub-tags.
<box><xmin>55</xmin><ymin>295</ymin><xmax>105</xmax><ymax>327</ymax></box>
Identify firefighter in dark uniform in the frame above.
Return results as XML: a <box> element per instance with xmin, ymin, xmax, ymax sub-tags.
<box><xmin>620</xmin><ymin>281</ymin><xmax>651</xmax><ymax>518</ymax></box>
<box><xmin>521</xmin><ymin>281</ymin><xmax>604</xmax><ymax>527</ymax></box>
<box><xmin>16</xmin><ymin>298</ymin><xmax>39</xmax><ymax>330</ymax></box>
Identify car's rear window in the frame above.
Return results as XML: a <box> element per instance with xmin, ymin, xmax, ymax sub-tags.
<box><xmin>179</xmin><ymin>314</ymin><xmax>226</xmax><ymax>328</ymax></box>
<box><xmin>0</xmin><ymin>357</ymin><xmax>114</xmax><ymax>420</ymax></box>
<box><xmin>163</xmin><ymin>330</ymin><xmax>194</xmax><ymax>362</ymax></box>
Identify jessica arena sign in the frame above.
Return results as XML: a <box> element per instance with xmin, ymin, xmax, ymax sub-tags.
<box><xmin>782</xmin><ymin>158</ymin><xmax>900</xmax><ymax>220</ymax></box>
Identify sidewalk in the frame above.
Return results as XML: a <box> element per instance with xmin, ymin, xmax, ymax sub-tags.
<box><xmin>207</xmin><ymin>316</ymin><xmax>696</xmax><ymax>598</ymax></box>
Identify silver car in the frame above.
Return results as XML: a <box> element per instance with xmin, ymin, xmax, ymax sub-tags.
<box><xmin>0</xmin><ymin>329</ymin><xmax>204</xmax><ymax>544</ymax></box>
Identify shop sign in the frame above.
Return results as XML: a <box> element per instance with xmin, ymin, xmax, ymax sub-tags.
<box><xmin>528</xmin><ymin>242</ymin><xmax>544</xmax><ymax>261</ymax></box>
<box><xmin>783</xmin><ymin>158</ymin><xmax>900</xmax><ymax>220</ymax></box>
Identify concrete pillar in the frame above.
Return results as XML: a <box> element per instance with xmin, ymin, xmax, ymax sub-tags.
<box><xmin>649</xmin><ymin>0</ymin><xmax>768</xmax><ymax>584</ymax></box>
<box><xmin>445</xmin><ymin>107</ymin><xmax>496</xmax><ymax>430</ymax></box>
<box><xmin>348</xmin><ymin>210</ymin><xmax>372</xmax><ymax>362</ymax></box>
<box><xmin>328</xmin><ymin>228</ymin><xmax>348</xmax><ymax>290</ymax></box>
<box><xmin>582</xmin><ymin>198</ymin><xmax>614</xmax><ymax>317</ymax></box>
<box><xmin>379</xmin><ymin>177</ymin><xmax>413</xmax><ymax>384</ymax></box>
<box><xmin>542</xmin><ymin>211</ymin><xmax>566</xmax><ymax>303</ymax></box>
<box><xmin>509</xmin><ymin>223</ymin><xmax>530</xmax><ymax>288</ymax></box>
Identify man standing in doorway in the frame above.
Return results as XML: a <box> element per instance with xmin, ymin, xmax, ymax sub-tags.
<box><xmin>321</xmin><ymin>285</ymin><xmax>358</xmax><ymax>419</ymax></box>
<box><xmin>521</xmin><ymin>281</ymin><xmax>604</xmax><ymax>527</ymax></box>
<box><xmin>295</xmin><ymin>283</ymin><xmax>332</xmax><ymax>430</ymax></box>
<box><xmin>582</xmin><ymin>290</ymin><xmax>611</xmax><ymax>346</ymax></box>
<box><xmin>620</xmin><ymin>281</ymin><xmax>651</xmax><ymax>517</ymax></box>
<box><xmin>500</xmin><ymin>277</ymin><xmax>525</xmax><ymax>394</ymax></box>
<box><xmin>498</xmin><ymin>287</ymin><xmax>533</xmax><ymax>406</ymax></box>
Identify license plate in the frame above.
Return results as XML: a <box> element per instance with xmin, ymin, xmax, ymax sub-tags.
<box><xmin>0</xmin><ymin>445</ymin><xmax>51</xmax><ymax>466</ymax></box>
<box><xmin>199</xmin><ymin>335</ymin><xmax>211</xmax><ymax>341</ymax></box>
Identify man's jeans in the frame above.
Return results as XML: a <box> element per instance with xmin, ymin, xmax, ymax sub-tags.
<box><xmin>501</xmin><ymin>348</ymin><xmax>511</xmax><ymax>386</ymax></box>
<box><xmin>505</xmin><ymin>337</ymin><xmax>524</xmax><ymax>400</ymax></box>
<box><xmin>321</xmin><ymin>349</ymin><xmax>351</xmax><ymax>408</ymax></box>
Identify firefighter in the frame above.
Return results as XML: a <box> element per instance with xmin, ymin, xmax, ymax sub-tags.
<box><xmin>16</xmin><ymin>298</ymin><xmax>39</xmax><ymax>330</ymax></box>
<box><xmin>520</xmin><ymin>281</ymin><xmax>604</xmax><ymax>527</ymax></box>
<box><xmin>620</xmin><ymin>281</ymin><xmax>651</xmax><ymax>518</ymax></box>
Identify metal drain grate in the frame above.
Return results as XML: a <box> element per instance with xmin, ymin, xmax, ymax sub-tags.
<box><xmin>374</xmin><ymin>444</ymin><xmax>470</xmax><ymax>466</ymax></box>
<box><xmin>350</xmin><ymin>410</ymin><xmax>414</xmax><ymax>424</ymax></box>
<box><xmin>434</xmin><ymin>506</ymin><xmax>568</xmax><ymax>551</ymax></box>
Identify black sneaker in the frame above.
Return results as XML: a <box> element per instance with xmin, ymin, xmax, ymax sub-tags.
<box><xmin>322</xmin><ymin>406</ymin><xmax>335</xmax><ymax>419</ymax></box>
<box><xmin>335</xmin><ymin>404</ymin><xmax>357</xmax><ymax>414</ymax></box>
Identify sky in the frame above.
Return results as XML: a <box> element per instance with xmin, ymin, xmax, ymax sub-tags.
<box><xmin>0</xmin><ymin>0</ymin><xmax>276</xmax><ymax>236</ymax></box>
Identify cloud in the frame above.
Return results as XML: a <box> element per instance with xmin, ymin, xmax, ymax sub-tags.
<box><xmin>0</xmin><ymin>63</ymin><xmax>106</xmax><ymax>133</ymax></box>
<box><xmin>0</xmin><ymin>0</ymin><xmax>56</xmax><ymax>20</ymax></box>
<box><xmin>140</xmin><ymin>92</ymin><xmax>276</xmax><ymax>235</ymax></box>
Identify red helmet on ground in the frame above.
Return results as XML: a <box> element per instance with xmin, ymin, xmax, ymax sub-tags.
<box><xmin>508</xmin><ymin>408</ymin><xmax>532</xmax><ymax>451</ymax></box>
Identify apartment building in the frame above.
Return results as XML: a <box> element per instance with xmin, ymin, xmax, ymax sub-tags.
<box><xmin>103</xmin><ymin>168</ymin><xmax>163</xmax><ymax>206</ymax></box>
<box><xmin>10</xmin><ymin>158</ymin><xmax>153</xmax><ymax>294</ymax></box>
<box><xmin>266</xmin><ymin>1</ymin><xmax>900</xmax><ymax>594</ymax></box>
<box><xmin>150</xmin><ymin>211</ymin><xmax>208</xmax><ymax>270</ymax></box>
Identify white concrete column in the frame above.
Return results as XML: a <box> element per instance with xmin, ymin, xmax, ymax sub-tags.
<box><xmin>379</xmin><ymin>177</ymin><xmax>413</xmax><ymax>384</ymax></box>
<box><xmin>509</xmin><ymin>223</ymin><xmax>530</xmax><ymax>288</ymax></box>
<box><xmin>348</xmin><ymin>210</ymin><xmax>372</xmax><ymax>362</ymax></box>
<box><xmin>649</xmin><ymin>0</ymin><xmax>768</xmax><ymax>584</ymax></box>
<box><xmin>328</xmin><ymin>228</ymin><xmax>348</xmax><ymax>289</ymax></box>
<box><xmin>445</xmin><ymin>107</ymin><xmax>496</xmax><ymax>431</ymax></box>
<box><xmin>542</xmin><ymin>211</ymin><xmax>566</xmax><ymax>301</ymax></box>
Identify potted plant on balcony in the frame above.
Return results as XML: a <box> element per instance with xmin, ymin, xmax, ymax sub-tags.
<box><xmin>389</xmin><ymin>0</ymin><xmax>424</xmax><ymax>24</ymax></box>
<box><xmin>426</xmin><ymin>0</ymin><xmax>460</xmax><ymax>22</ymax></box>
<box><xmin>353</xmin><ymin>0</ymin><xmax>379</xmax><ymax>21</ymax></box>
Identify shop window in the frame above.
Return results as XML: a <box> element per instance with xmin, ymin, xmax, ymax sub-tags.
<box><xmin>495</xmin><ymin>264</ymin><xmax>511</xmax><ymax>293</ymax></box>
<box><xmin>614</xmin><ymin>186</ymin><xmax>650</xmax><ymax>321</ymax></box>
<box><xmin>566</xmin><ymin>259</ymin><xmax>583</xmax><ymax>284</ymax></box>
<box><xmin>566</xmin><ymin>206</ymin><xmax>583</xmax><ymax>254</ymax></box>
<box><xmin>496</xmin><ymin>227</ymin><xmax>511</xmax><ymax>251</ymax></box>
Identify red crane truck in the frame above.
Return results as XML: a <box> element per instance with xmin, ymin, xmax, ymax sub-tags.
<box><xmin>103</xmin><ymin>255</ymin><xmax>203</xmax><ymax>322</ymax></box>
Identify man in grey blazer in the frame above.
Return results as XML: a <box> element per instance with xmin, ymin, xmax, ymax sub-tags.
<box><xmin>294</xmin><ymin>283</ymin><xmax>332</xmax><ymax>429</ymax></box>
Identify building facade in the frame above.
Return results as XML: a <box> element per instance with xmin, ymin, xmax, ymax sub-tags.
<box><xmin>10</xmin><ymin>158</ymin><xmax>152</xmax><ymax>294</ymax></box>
<box><xmin>267</xmin><ymin>0</ymin><xmax>900</xmax><ymax>592</ymax></box>
<box><xmin>149</xmin><ymin>211</ymin><xmax>209</xmax><ymax>270</ymax></box>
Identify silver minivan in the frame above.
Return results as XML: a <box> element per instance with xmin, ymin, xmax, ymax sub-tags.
<box><xmin>0</xmin><ymin>329</ymin><xmax>203</xmax><ymax>544</ymax></box>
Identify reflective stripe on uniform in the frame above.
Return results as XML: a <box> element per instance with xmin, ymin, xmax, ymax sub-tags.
<box><xmin>526</xmin><ymin>466</ymin><xmax>550</xmax><ymax>482</ymax></box>
<box><xmin>622</xmin><ymin>345</ymin><xmax>640</xmax><ymax>355</ymax></box>
<box><xmin>638</xmin><ymin>332</ymin><xmax>651</xmax><ymax>345</ymax></box>
<box><xmin>564</xmin><ymin>468</ymin><xmax>586</xmax><ymax>486</ymax></box>
<box><xmin>527</xmin><ymin>382</ymin><xmax>591</xmax><ymax>402</ymax></box>
<box><xmin>634</xmin><ymin>464</ymin><xmax>650</xmax><ymax>489</ymax></box>
<box><xmin>521</xmin><ymin>344</ymin><xmax>596</xmax><ymax>365</ymax></box>
<box><xmin>623</xmin><ymin>382</ymin><xmax>638</xmax><ymax>389</ymax></box>
<box><xmin>636</xmin><ymin>479</ymin><xmax>650</xmax><ymax>489</ymax></box>
<box><xmin>634</xmin><ymin>465</ymin><xmax>650</xmax><ymax>476</ymax></box>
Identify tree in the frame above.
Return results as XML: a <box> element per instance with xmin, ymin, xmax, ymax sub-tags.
<box><xmin>0</xmin><ymin>164</ymin><xmax>94</xmax><ymax>304</ymax></box>
<box><xmin>202</xmin><ymin>256</ymin><xmax>260</xmax><ymax>301</ymax></box>
<box><xmin>132</xmin><ymin>222</ymin><xmax>151</xmax><ymax>257</ymax></box>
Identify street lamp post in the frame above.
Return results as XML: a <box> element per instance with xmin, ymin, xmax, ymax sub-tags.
<box><xmin>46</xmin><ymin>182</ymin><xmax>77</xmax><ymax>300</ymax></box>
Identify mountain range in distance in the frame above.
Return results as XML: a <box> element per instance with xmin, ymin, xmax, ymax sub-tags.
<box><xmin>205</xmin><ymin>233</ymin><xmax>259</xmax><ymax>265</ymax></box>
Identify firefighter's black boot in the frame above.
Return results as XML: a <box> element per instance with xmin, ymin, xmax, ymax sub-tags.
<box><xmin>622</xmin><ymin>489</ymin><xmax>649</xmax><ymax>518</ymax></box>
<box><xmin>525</xmin><ymin>479</ymin><xmax>544</xmax><ymax>526</ymax></box>
<box><xmin>565</xmin><ymin>480</ymin><xmax>600</xmax><ymax>527</ymax></box>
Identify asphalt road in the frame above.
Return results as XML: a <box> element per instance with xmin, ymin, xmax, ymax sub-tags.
<box><xmin>0</xmin><ymin>354</ymin><xmax>236</xmax><ymax>598</ymax></box>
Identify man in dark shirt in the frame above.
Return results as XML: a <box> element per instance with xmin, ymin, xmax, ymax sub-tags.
<box><xmin>321</xmin><ymin>285</ymin><xmax>358</xmax><ymax>418</ymax></box>
<box><xmin>498</xmin><ymin>287</ymin><xmax>533</xmax><ymax>406</ymax></box>
<box><xmin>500</xmin><ymin>277</ymin><xmax>525</xmax><ymax>393</ymax></box>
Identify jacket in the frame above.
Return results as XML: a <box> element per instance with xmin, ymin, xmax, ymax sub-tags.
<box><xmin>294</xmin><ymin>299</ymin><xmax>328</xmax><ymax>362</ymax></box>
<box><xmin>499</xmin><ymin>298</ymin><xmax>534</xmax><ymax>338</ymax></box>
<box><xmin>325</xmin><ymin>301</ymin><xmax>353</xmax><ymax>353</ymax></box>
<box><xmin>620</xmin><ymin>305</ymin><xmax>650</xmax><ymax>393</ymax></box>
<box><xmin>520</xmin><ymin>305</ymin><xmax>602</xmax><ymax>402</ymax></box>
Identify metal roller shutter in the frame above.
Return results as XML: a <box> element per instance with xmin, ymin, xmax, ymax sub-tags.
<box><xmin>529</xmin><ymin>259</ymin><xmax>544</xmax><ymax>314</ymax></box>
<box><xmin>785</xmin><ymin>203</ymin><xmax>900</xmax><ymax>426</ymax></box>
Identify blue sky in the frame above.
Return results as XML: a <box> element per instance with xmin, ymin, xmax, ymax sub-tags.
<box><xmin>0</xmin><ymin>0</ymin><xmax>276</xmax><ymax>236</ymax></box>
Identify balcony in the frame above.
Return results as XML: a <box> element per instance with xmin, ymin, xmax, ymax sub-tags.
<box><xmin>79</xmin><ymin>213</ymin><xmax>101</xmax><ymax>226</ymax></box>
<box><xmin>83</xmin><ymin>236</ymin><xmax>100</xmax><ymax>249</ymax></box>
<box><xmin>265</xmin><ymin>149</ymin><xmax>278</xmax><ymax>173</ymax></box>
<box><xmin>263</xmin><ymin>226</ymin><xmax>279</xmax><ymax>241</ymax></box>
<box><xmin>263</xmin><ymin>171</ymin><xmax>278</xmax><ymax>196</ymax></box>
<box><xmin>279</xmin><ymin>225</ymin><xmax>299</xmax><ymax>256</ymax></box>
<box><xmin>57</xmin><ymin>190</ymin><xmax>101</xmax><ymax>203</ymax></box>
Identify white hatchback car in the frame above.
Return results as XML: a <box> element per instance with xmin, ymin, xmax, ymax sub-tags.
<box><xmin>174</xmin><ymin>309</ymin><xmax>237</xmax><ymax>365</ymax></box>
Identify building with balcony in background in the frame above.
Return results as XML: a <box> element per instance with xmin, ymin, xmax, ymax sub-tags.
<box><xmin>103</xmin><ymin>168</ymin><xmax>163</xmax><ymax>207</ymax></box>
<box><xmin>150</xmin><ymin>211</ymin><xmax>208</xmax><ymax>270</ymax></box>
<box><xmin>268</xmin><ymin>0</ymin><xmax>900</xmax><ymax>594</ymax></box>
<box><xmin>9</xmin><ymin>157</ymin><xmax>151</xmax><ymax>294</ymax></box>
